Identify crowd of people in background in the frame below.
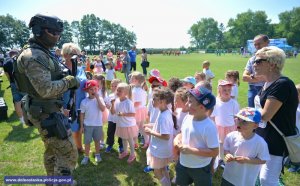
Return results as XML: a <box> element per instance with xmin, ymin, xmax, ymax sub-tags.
<box><xmin>1</xmin><ymin>33</ymin><xmax>300</xmax><ymax>186</ymax></box>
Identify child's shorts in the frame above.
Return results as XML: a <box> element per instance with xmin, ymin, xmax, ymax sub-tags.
<box><xmin>84</xmin><ymin>126</ymin><xmax>103</xmax><ymax>144</ymax></box>
<box><xmin>175</xmin><ymin>162</ymin><xmax>212</xmax><ymax>186</ymax></box>
<box><xmin>146</xmin><ymin>150</ymin><xmax>172</xmax><ymax>169</ymax></box>
<box><xmin>216</xmin><ymin>125</ymin><xmax>236</xmax><ymax>143</ymax></box>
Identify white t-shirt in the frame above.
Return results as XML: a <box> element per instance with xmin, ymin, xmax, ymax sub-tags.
<box><xmin>114</xmin><ymin>98</ymin><xmax>136</xmax><ymax>127</ymax></box>
<box><xmin>132</xmin><ymin>86</ymin><xmax>147</xmax><ymax>108</ymax></box>
<box><xmin>80</xmin><ymin>96</ymin><xmax>104</xmax><ymax>126</ymax></box>
<box><xmin>296</xmin><ymin>104</ymin><xmax>300</xmax><ymax>131</ymax></box>
<box><xmin>106</xmin><ymin>93</ymin><xmax>117</xmax><ymax>123</ymax></box>
<box><xmin>105</xmin><ymin>69</ymin><xmax>115</xmax><ymax>81</ymax></box>
<box><xmin>211</xmin><ymin>98</ymin><xmax>240</xmax><ymax>127</ymax></box>
<box><xmin>203</xmin><ymin>68</ymin><xmax>214</xmax><ymax>83</ymax></box>
<box><xmin>231</xmin><ymin>84</ymin><xmax>239</xmax><ymax>100</ymax></box>
<box><xmin>180</xmin><ymin>115</ymin><xmax>219</xmax><ymax>168</ymax></box>
<box><xmin>149</xmin><ymin>109</ymin><xmax>174</xmax><ymax>158</ymax></box>
<box><xmin>223</xmin><ymin>131</ymin><xmax>270</xmax><ymax>186</ymax></box>
<box><xmin>174</xmin><ymin>108</ymin><xmax>188</xmax><ymax>136</ymax></box>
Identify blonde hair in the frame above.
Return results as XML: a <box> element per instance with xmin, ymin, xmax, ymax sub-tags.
<box><xmin>255</xmin><ymin>46</ymin><xmax>286</xmax><ymax>72</ymax></box>
<box><xmin>117</xmin><ymin>82</ymin><xmax>132</xmax><ymax>100</ymax></box>
<box><xmin>202</xmin><ymin>60</ymin><xmax>210</xmax><ymax>66</ymax></box>
<box><xmin>61</xmin><ymin>43</ymin><xmax>81</xmax><ymax>56</ymax></box>
<box><xmin>130</xmin><ymin>71</ymin><xmax>145</xmax><ymax>85</ymax></box>
<box><xmin>194</xmin><ymin>72</ymin><xmax>206</xmax><ymax>80</ymax></box>
<box><xmin>111</xmin><ymin>78</ymin><xmax>122</xmax><ymax>85</ymax></box>
<box><xmin>225</xmin><ymin>70</ymin><xmax>240</xmax><ymax>86</ymax></box>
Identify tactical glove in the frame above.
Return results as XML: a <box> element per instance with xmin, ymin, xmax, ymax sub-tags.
<box><xmin>64</xmin><ymin>75</ymin><xmax>80</xmax><ymax>89</ymax></box>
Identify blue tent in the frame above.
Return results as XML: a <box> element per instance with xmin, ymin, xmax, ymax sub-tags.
<box><xmin>275</xmin><ymin>43</ymin><xmax>293</xmax><ymax>51</ymax></box>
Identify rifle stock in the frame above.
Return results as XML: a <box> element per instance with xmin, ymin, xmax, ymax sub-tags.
<box><xmin>67</xmin><ymin>55</ymin><xmax>78</xmax><ymax>122</ymax></box>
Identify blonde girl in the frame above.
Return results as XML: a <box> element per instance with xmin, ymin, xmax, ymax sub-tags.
<box><xmin>111</xmin><ymin>83</ymin><xmax>138</xmax><ymax>163</ymax></box>
<box><xmin>211</xmin><ymin>80</ymin><xmax>239</xmax><ymax>165</ymax></box>
<box><xmin>129</xmin><ymin>72</ymin><xmax>148</xmax><ymax>148</ymax></box>
<box><xmin>225</xmin><ymin>70</ymin><xmax>240</xmax><ymax>100</ymax></box>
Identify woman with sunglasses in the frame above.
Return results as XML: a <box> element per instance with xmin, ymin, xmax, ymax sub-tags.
<box><xmin>254</xmin><ymin>46</ymin><xmax>298</xmax><ymax>186</ymax></box>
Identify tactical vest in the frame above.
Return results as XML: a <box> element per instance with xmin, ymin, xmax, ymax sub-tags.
<box><xmin>13</xmin><ymin>43</ymin><xmax>66</xmax><ymax>99</ymax></box>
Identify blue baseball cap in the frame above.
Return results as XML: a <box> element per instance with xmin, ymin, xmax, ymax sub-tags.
<box><xmin>235</xmin><ymin>107</ymin><xmax>261</xmax><ymax>124</ymax></box>
<box><xmin>189</xmin><ymin>85</ymin><xmax>216</xmax><ymax>109</ymax></box>
<box><xmin>181</xmin><ymin>76</ymin><xmax>196</xmax><ymax>86</ymax></box>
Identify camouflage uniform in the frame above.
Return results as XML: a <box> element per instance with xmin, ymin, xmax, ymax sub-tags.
<box><xmin>16</xmin><ymin>38</ymin><xmax>78</xmax><ymax>176</ymax></box>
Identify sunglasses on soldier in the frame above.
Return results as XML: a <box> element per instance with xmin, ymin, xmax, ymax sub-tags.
<box><xmin>46</xmin><ymin>28</ymin><xmax>62</xmax><ymax>36</ymax></box>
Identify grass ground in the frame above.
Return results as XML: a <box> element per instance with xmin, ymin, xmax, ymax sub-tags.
<box><xmin>0</xmin><ymin>53</ymin><xmax>299</xmax><ymax>185</ymax></box>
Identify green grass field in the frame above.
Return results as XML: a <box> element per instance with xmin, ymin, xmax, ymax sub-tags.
<box><xmin>0</xmin><ymin>53</ymin><xmax>299</xmax><ymax>185</ymax></box>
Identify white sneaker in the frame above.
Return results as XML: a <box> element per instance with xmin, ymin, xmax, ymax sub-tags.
<box><xmin>81</xmin><ymin>156</ymin><xmax>89</xmax><ymax>165</ymax></box>
<box><xmin>95</xmin><ymin>154</ymin><xmax>102</xmax><ymax>163</ymax></box>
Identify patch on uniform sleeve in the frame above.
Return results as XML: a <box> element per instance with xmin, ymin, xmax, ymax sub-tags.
<box><xmin>34</xmin><ymin>55</ymin><xmax>50</xmax><ymax>70</ymax></box>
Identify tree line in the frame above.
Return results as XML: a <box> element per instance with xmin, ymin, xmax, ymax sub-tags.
<box><xmin>188</xmin><ymin>8</ymin><xmax>300</xmax><ymax>50</ymax></box>
<box><xmin>1</xmin><ymin>8</ymin><xmax>299</xmax><ymax>52</ymax></box>
<box><xmin>0</xmin><ymin>13</ymin><xmax>136</xmax><ymax>54</ymax></box>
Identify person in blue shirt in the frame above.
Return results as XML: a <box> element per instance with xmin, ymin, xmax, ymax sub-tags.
<box><xmin>128</xmin><ymin>46</ymin><xmax>137</xmax><ymax>71</ymax></box>
<box><xmin>62</xmin><ymin>43</ymin><xmax>87</xmax><ymax>153</ymax></box>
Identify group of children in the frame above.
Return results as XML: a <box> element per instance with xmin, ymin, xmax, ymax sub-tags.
<box><xmin>77</xmin><ymin>59</ymin><xmax>299</xmax><ymax>186</ymax></box>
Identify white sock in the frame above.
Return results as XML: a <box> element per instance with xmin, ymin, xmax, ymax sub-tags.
<box><xmin>19</xmin><ymin>117</ymin><xmax>24</xmax><ymax>124</ymax></box>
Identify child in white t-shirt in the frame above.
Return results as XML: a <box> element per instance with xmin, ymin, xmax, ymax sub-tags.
<box><xmin>202</xmin><ymin>60</ymin><xmax>215</xmax><ymax>84</ymax></box>
<box><xmin>80</xmin><ymin>80</ymin><xmax>106</xmax><ymax>165</ymax></box>
<box><xmin>222</xmin><ymin>107</ymin><xmax>270</xmax><ymax>186</ymax></box>
<box><xmin>174</xmin><ymin>87</ymin><xmax>189</xmax><ymax>137</ymax></box>
<box><xmin>144</xmin><ymin>87</ymin><xmax>176</xmax><ymax>186</ymax></box>
<box><xmin>174</xmin><ymin>84</ymin><xmax>219</xmax><ymax>186</ymax></box>
<box><xmin>105</xmin><ymin>61</ymin><xmax>116</xmax><ymax>93</ymax></box>
<box><xmin>225</xmin><ymin>70</ymin><xmax>240</xmax><ymax>100</ymax></box>
<box><xmin>130</xmin><ymin>72</ymin><xmax>148</xmax><ymax>149</ymax></box>
<box><xmin>111</xmin><ymin>82</ymin><xmax>138</xmax><ymax>164</ymax></box>
<box><xmin>211</xmin><ymin>80</ymin><xmax>239</xmax><ymax>164</ymax></box>
<box><xmin>104</xmin><ymin>79</ymin><xmax>123</xmax><ymax>153</ymax></box>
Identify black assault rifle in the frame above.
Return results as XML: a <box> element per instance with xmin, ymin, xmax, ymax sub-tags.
<box><xmin>67</xmin><ymin>55</ymin><xmax>78</xmax><ymax>122</ymax></box>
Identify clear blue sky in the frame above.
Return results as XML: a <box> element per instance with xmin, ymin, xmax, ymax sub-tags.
<box><xmin>1</xmin><ymin>0</ymin><xmax>299</xmax><ymax>48</ymax></box>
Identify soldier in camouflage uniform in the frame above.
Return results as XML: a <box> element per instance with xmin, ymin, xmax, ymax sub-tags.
<box><xmin>14</xmin><ymin>13</ymin><xmax>79</xmax><ymax>179</ymax></box>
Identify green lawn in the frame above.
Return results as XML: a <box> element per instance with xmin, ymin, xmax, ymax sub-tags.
<box><xmin>0</xmin><ymin>53</ymin><xmax>299</xmax><ymax>186</ymax></box>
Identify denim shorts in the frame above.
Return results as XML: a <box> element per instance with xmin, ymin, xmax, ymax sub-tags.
<box><xmin>10</xmin><ymin>83</ymin><xmax>24</xmax><ymax>103</ymax></box>
<box><xmin>175</xmin><ymin>162</ymin><xmax>212</xmax><ymax>186</ymax></box>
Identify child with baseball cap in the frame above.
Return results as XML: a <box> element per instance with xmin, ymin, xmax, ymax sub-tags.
<box><xmin>80</xmin><ymin>80</ymin><xmax>106</xmax><ymax>165</ymax></box>
<box><xmin>174</xmin><ymin>84</ymin><xmax>219</xmax><ymax>185</ymax></box>
<box><xmin>221</xmin><ymin>107</ymin><xmax>270</xmax><ymax>186</ymax></box>
<box><xmin>211</xmin><ymin>80</ymin><xmax>240</xmax><ymax>167</ymax></box>
<box><xmin>181</xmin><ymin>76</ymin><xmax>196</xmax><ymax>90</ymax></box>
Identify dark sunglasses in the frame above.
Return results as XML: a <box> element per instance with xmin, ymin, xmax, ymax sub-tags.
<box><xmin>46</xmin><ymin>29</ymin><xmax>62</xmax><ymax>36</ymax></box>
<box><xmin>254</xmin><ymin>58</ymin><xmax>267</xmax><ymax>65</ymax></box>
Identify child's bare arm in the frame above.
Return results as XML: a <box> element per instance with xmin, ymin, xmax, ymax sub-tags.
<box><xmin>117</xmin><ymin>112</ymin><xmax>135</xmax><ymax>117</ymax></box>
<box><xmin>179</xmin><ymin>145</ymin><xmax>219</xmax><ymax>157</ymax></box>
<box><xmin>144</xmin><ymin>127</ymin><xmax>170</xmax><ymax>140</ymax></box>
<box><xmin>234</xmin><ymin>156</ymin><xmax>266</xmax><ymax>164</ymax></box>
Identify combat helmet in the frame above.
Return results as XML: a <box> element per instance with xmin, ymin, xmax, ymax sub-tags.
<box><xmin>29</xmin><ymin>13</ymin><xmax>63</xmax><ymax>36</ymax></box>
